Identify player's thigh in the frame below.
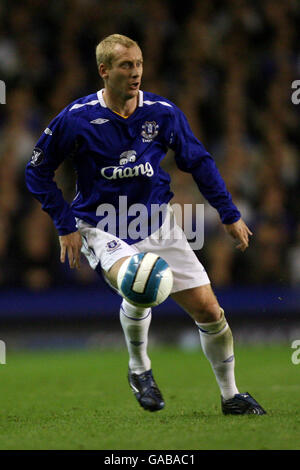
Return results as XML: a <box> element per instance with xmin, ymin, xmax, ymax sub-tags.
<box><xmin>134</xmin><ymin>207</ymin><xmax>210</xmax><ymax>294</ymax></box>
<box><xmin>171</xmin><ymin>284</ymin><xmax>221</xmax><ymax>322</ymax></box>
<box><xmin>105</xmin><ymin>256</ymin><xmax>130</xmax><ymax>289</ymax></box>
<box><xmin>76</xmin><ymin>219</ymin><xmax>137</xmax><ymax>285</ymax></box>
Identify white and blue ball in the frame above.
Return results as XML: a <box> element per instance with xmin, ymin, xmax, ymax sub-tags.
<box><xmin>117</xmin><ymin>252</ymin><xmax>173</xmax><ymax>307</ymax></box>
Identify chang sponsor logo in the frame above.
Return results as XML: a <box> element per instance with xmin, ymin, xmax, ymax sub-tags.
<box><xmin>119</xmin><ymin>150</ymin><xmax>137</xmax><ymax>165</ymax></box>
<box><xmin>100</xmin><ymin>150</ymin><xmax>154</xmax><ymax>180</ymax></box>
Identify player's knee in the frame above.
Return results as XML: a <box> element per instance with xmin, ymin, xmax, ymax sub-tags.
<box><xmin>106</xmin><ymin>256</ymin><xmax>131</xmax><ymax>289</ymax></box>
<box><xmin>191</xmin><ymin>301</ymin><xmax>222</xmax><ymax>323</ymax></box>
<box><xmin>188</xmin><ymin>285</ymin><xmax>221</xmax><ymax>322</ymax></box>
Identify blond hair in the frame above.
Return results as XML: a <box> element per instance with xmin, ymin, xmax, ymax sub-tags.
<box><xmin>95</xmin><ymin>34</ymin><xmax>140</xmax><ymax>68</ymax></box>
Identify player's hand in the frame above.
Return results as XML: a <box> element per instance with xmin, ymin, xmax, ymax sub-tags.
<box><xmin>223</xmin><ymin>218</ymin><xmax>253</xmax><ymax>252</ymax></box>
<box><xmin>59</xmin><ymin>231</ymin><xmax>82</xmax><ymax>269</ymax></box>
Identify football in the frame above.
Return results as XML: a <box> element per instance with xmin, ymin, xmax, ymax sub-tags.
<box><xmin>117</xmin><ymin>252</ymin><xmax>173</xmax><ymax>307</ymax></box>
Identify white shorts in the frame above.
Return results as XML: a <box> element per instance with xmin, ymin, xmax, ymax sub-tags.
<box><xmin>76</xmin><ymin>205</ymin><xmax>210</xmax><ymax>294</ymax></box>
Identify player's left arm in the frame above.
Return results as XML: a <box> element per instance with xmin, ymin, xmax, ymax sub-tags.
<box><xmin>168</xmin><ymin>106</ymin><xmax>252</xmax><ymax>251</ymax></box>
<box><xmin>223</xmin><ymin>218</ymin><xmax>253</xmax><ymax>252</ymax></box>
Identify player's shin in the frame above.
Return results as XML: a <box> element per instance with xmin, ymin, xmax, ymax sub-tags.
<box><xmin>196</xmin><ymin>309</ymin><xmax>239</xmax><ymax>400</ymax></box>
<box><xmin>120</xmin><ymin>299</ymin><xmax>152</xmax><ymax>374</ymax></box>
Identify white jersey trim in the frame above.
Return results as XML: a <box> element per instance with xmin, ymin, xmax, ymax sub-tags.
<box><xmin>97</xmin><ymin>89</ymin><xmax>144</xmax><ymax>108</ymax></box>
<box><xmin>144</xmin><ymin>100</ymin><xmax>172</xmax><ymax>108</ymax></box>
<box><xmin>69</xmin><ymin>90</ymin><xmax>169</xmax><ymax>112</ymax></box>
<box><xmin>70</xmin><ymin>99</ymin><xmax>99</xmax><ymax>111</ymax></box>
<box><xmin>138</xmin><ymin>90</ymin><xmax>143</xmax><ymax>106</ymax></box>
<box><xmin>97</xmin><ymin>89</ymin><xmax>107</xmax><ymax>107</ymax></box>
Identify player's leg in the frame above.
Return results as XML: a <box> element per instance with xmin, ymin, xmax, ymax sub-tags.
<box><xmin>106</xmin><ymin>256</ymin><xmax>164</xmax><ymax>411</ymax></box>
<box><xmin>103</xmin><ymin>256</ymin><xmax>152</xmax><ymax>372</ymax></box>
<box><xmin>134</xmin><ymin>203</ymin><xmax>234</xmax><ymax>397</ymax></box>
<box><xmin>76</xmin><ymin>220</ymin><xmax>163</xmax><ymax>411</ymax></box>
<box><xmin>171</xmin><ymin>285</ymin><xmax>266</xmax><ymax>414</ymax></box>
<box><xmin>103</xmin><ymin>256</ymin><xmax>152</xmax><ymax>374</ymax></box>
<box><xmin>171</xmin><ymin>285</ymin><xmax>239</xmax><ymax>400</ymax></box>
<box><xmin>135</xmin><ymin>206</ymin><xmax>265</xmax><ymax>414</ymax></box>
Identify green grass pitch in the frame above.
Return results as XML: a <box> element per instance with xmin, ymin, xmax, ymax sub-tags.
<box><xmin>0</xmin><ymin>344</ymin><xmax>299</xmax><ymax>450</ymax></box>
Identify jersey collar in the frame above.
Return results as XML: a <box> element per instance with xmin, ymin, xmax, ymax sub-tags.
<box><xmin>97</xmin><ymin>89</ymin><xmax>143</xmax><ymax>108</ymax></box>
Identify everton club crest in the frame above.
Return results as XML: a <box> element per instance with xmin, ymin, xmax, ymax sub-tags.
<box><xmin>106</xmin><ymin>240</ymin><xmax>121</xmax><ymax>253</ymax></box>
<box><xmin>141</xmin><ymin>121</ymin><xmax>159</xmax><ymax>142</ymax></box>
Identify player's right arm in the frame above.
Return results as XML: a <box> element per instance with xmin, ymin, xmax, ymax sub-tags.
<box><xmin>25</xmin><ymin>111</ymin><xmax>82</xmax><ymax>268</ymax></box>
<box><xmin>59</xmin><ymin>231</ymin><xmax>82</xmax><ymax>269</ymax></box>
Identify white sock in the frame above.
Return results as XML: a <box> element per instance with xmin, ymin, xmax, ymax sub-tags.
<box><xmin>196</xmin><ymin>309</ymin><xmax>239</xmax><ymax>400</ymax></box>
<box><xmin>120</xmin><ymin>299</ymin><xmax>152</xmax><ymax>374</ymax></box>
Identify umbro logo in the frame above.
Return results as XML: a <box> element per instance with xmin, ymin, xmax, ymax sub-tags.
<box><xmin>90</xmin><ymin>118</ymin><xmax>109</xmax><ymax>125</ymax></box>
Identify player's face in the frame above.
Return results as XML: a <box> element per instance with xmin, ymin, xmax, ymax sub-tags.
<box><xmin>103</xmin><ymin>45</ymin><xmax>143</xmax><ymax>101</ymax></box>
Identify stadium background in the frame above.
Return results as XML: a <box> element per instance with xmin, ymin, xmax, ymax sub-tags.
<box><xmin>0</xmin><ymin>0</ymin><xmax>300</xmax><ymax>350</ymax></box>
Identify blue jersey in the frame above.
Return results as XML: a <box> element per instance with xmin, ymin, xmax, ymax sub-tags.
<box><xmin>25</xmin><ymin>89</ymin><xmax>240</xmax><ymax>243</ymax></box>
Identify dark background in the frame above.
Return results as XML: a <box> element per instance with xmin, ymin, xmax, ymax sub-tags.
<box><xmin>0</xmin><ymin>0</ymin><xmax>299</xmax><ymax>348</ymax></box>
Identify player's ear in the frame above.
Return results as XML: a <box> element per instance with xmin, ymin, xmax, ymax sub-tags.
<box><xmin>99</xmin><ymin>63</ymin><xmax>109</xmax><ymax>80</ymax></box>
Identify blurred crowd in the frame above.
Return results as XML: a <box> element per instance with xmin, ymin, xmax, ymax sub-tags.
<box><xmin>0</xmin><ymin>0</ymin><xmax>300</xmax><ymax>290</ymax></box>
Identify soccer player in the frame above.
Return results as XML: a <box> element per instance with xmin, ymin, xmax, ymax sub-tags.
<box><xmin>25</xmin><ymin>34</ymin><xmax>266</xmax><ymax>415</ymax></box>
